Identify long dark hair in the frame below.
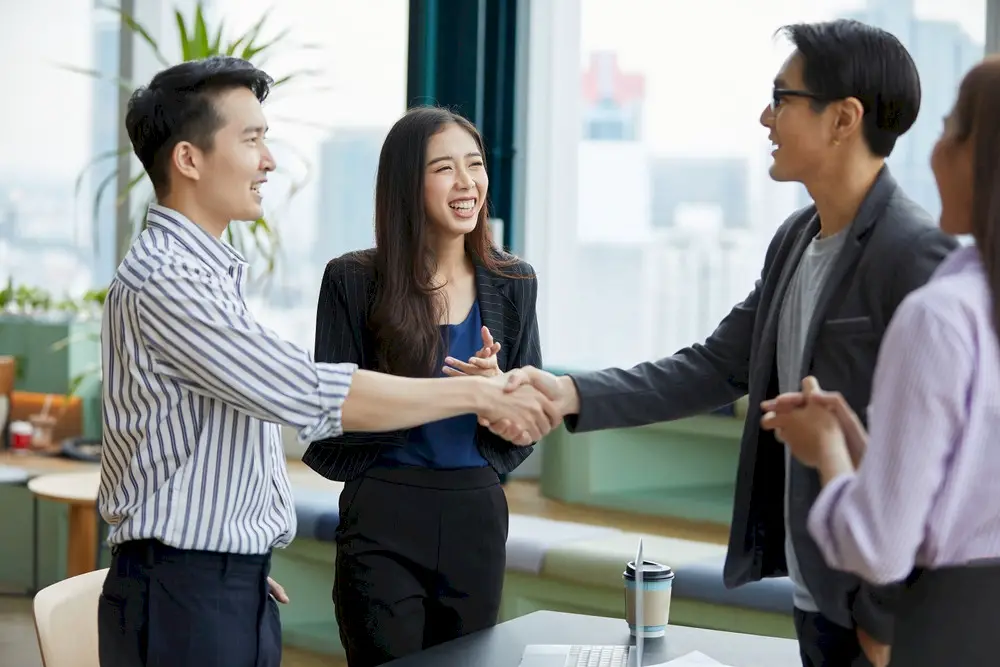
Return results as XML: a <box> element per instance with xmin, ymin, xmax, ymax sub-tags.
<box><xmin>367</xmin><ymin>106</ymin><xmax>517</xmax><ymax>378</ymax></box>
<box><xmin>955</xmin><ymin>56</ymin><xmax>1000</xmax><ymax>339</ymax></box>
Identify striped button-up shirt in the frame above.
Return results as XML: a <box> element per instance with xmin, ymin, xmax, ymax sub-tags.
<box><xmin>809</xmin><ymin>246</ymin><xmax>1000</xmax><ymax>584</ymax></box>
<box><xmin>98</xmin><ymin>204</ymin><xmax>356</xmax><ymax>554</ymax></box>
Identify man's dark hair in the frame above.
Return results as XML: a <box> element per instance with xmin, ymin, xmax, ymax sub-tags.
<box><xmin>780</xmin><ymin>19</ymin><xmax>921</xmax><ymax>158</ymax></box>
<box><xmin>124</xmin><ymin>56</ymin><xmax>273</xmax><ymax>196</ymax></box>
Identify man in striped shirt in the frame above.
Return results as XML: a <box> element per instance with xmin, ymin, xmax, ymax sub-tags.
<box><xmin>97</xmin><ymin>56</ymin><xmax>557</xmax><ymax>667</ymax></box>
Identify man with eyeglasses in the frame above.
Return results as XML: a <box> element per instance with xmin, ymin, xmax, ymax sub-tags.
<box><xmin>494</xmin><ymin>19</ymin><xmax>958</xmax><ymax>667</ymax></box>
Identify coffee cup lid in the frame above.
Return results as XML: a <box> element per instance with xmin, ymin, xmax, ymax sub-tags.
<box><xmin>624</xmin><ymin>559</ymin><xmax>674</xmax><ymax>581</ymax></box>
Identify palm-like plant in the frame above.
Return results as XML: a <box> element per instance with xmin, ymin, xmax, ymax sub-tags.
<box><xmin>67</xmin><ymin>1</ymin><xmax>321</xmax><ymax>276</ymax></box>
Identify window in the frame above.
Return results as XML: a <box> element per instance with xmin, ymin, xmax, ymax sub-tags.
<box><xmin>0</xmin><ymin>1</ymin><xmax>108</xmax><ymax>296</ymax></box>
<box><xmin>0</xmin><ymin>0</ymin><xmax>408</xmax><ymax>352</ymax></box>
<box><xmin>520</xmin><ymin>0</ymin><xmax>986</xmax><ymax>371</ymax></box>
<box><xmin>209</xmin><ymin>0</ymin><xmax>410</xmax><ymax>349</ymax></box>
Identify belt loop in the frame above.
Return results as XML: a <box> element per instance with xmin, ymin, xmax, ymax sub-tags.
<box><xmin>144</xmin><ymin>539</ymin><xmax>157</xmax><ymax>567</ymax></box>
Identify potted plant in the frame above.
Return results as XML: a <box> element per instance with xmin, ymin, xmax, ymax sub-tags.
<box><xmin>4</xmin><ymin>4</ymin><xmax>325</xmax><ymax>438</ymax></box>
<box><xmin>69</xmin><ymin>1</ymin><xmax>321</xmax><ymax>277</ymax></box>
<box><xmin>0</xmin><ymin>279</ymin><xmax>106</xmax><ymax>438</ymax></box>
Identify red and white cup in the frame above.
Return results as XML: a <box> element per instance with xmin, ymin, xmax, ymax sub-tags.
<box><xmin>9</xmin><ymin>420</ymin><xmax>33</xmax><ymax>452</ymax></box>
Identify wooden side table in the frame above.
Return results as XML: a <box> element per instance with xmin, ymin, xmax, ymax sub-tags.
<box><xmin>28</xmin><ymin>471</ymin><xmax>100</xmax><ymax>578</ymax></box>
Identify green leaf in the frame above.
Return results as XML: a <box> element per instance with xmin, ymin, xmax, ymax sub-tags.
<box><xmin>53</xmin><ymin>63</ymin><xmax>134</xmax><ymax>92</ymax></box>
<box><xmin>68</xmin><ymin>362</ymin><xmax>102</xmax><ymax>396</ymax></box>
<box><xmin>242</xmin><ymin>27</ymin><xmax>290</xmax><ymax>62</ymax></box>
<box><xmin>98</xmin><ymin>3</ymin><xmax>170</xmax><ymax>68</ymax></box>
<box><xmin>91</xmin><ymin>170</ymin><xmax>120</xmax><ymax>249</ymax></box>
<box><xmin>73</xmin><ymin>147</ymin><xmax>129</xmax><ymax>202</ymax></box>
<box><xmin>68</xmin><ymin>2</ymin><xmax>312</xmax><ymax>282</ymax></box>
<box><xmin>92</xmin><ymin>169</ymin><xmax>147</xmax><ymax>254</ymax></box>
<box><xmin>270</xmin><ymin>68</ymin><xmax>322</xmax><ymax>87</ymax></box>
<box><xmin>210</xmin><ymin>24</ymin><xmax>224</xmax><ymax>54</ymax></box>
<box><xmin>51</xmin><ymin>331</ymin><xmax>100</xmax><ymax>353</ymax></box>
<box><xmin>224</xmin><ymin>36</ymin><xmax>246</xmax><ymax>56</ymax></box>
<box><xmin>241</xmin><ymin>12</ymin><xmax>271</xmax><ymax>48</ymax></box>
<box><xmin>193</xmin><ymin>4</ymin><xmax>210</xmax><ymax>58</ymax></box>
<box><xmin>116</xmin><ymin>171</ymin><xmax>147</xmax><ymax>209</ymax></box>
<box><xmin>175</xmin><ymin>9</ymin><xmax>192</xmax><ymax>61</ymax></box>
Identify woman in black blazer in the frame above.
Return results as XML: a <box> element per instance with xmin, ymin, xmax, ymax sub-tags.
<box><xmin>303</xmin><ymin>107</ymin><xmax>543</xmax><ymax>667</ymax></box>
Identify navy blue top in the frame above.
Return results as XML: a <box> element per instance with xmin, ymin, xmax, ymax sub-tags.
<box><xmin>377</xmin><ymin>300</ymin><xmax>489</xmax><ymax>469</ymax></box>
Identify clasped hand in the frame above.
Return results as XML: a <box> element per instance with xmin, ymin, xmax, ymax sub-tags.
<box><xmin>759</xmin><ymin>376</ymin><xmax>855</xmax><ymax>467</ymax></box>
<box><xmin>761</xmin><ymin>379</ymin><xmax>887</xmax><ymax>666</ymax></box>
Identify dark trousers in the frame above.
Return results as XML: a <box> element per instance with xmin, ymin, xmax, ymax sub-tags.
<box><xmin>794</xmin><ymin>608</ymin><xmax>872</xmax><ymax>667</ymax></box>
<box><xmin>334</xmin><ymin>465</ymin><xmax>509</xmax><ymax>667</ymax></box>
<box><xmin>890</xmin><ymin>564</ymin><xmax>1000</xmax><ymax>667</ymax></box>
<box><xmin>97</xmin><ymin>539</ymin><xmax>280</xmax><ymax>667</ymax></box>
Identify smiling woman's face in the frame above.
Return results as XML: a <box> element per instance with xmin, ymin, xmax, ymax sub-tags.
<box><xmin>423</xmin><ymin>123</ymin><xmax>489</xmax><ymax>239</ymax></box>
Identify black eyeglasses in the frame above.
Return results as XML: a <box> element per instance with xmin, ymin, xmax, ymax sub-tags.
<box><xmin>771</xmin><ymin>88</ymin><xmax>826</xmax><ymax>111</ymax></box>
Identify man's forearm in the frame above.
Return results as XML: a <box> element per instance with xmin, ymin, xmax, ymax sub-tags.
<box><xmin>342</xmin><ymin>370</ymin><xmax>489</xmax><ymax>432</ymax></box>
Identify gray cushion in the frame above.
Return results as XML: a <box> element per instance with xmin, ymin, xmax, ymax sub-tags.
<box><xmin>0</xmin><ymin>465</ymin><xmax>29</xmax><ymax>485</ymax></box>
<box><xmin>674</xmin><ymin>555</ymin><xmax>794</xmax><ymax>615</ymax></box>
<box><xmin>293</xmin><ymin>487</ymin><xmax>341</xmax><ymax>542</ymax></box>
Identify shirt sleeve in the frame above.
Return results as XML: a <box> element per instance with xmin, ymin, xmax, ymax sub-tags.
<box><xmin>807</xmin><ymin>290</ymin><xmax>972</xmax><ymax>585</ymax></box>
<box><xmin>136</xmin><ymin>259</ymin><xmax>356</xmax><ymax>442</ymax></box>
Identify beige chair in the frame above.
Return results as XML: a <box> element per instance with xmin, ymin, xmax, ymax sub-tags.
<box><xmin>33</xmin><ymin>568</ymin><xmax>107</xmax><ymax>667</ymax></box>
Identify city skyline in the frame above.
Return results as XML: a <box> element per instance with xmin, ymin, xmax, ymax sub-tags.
<box><xmin>0</xmin><ymin>0</ymin><xmax>989</xmax><ymax>368</ymax></box>
<box><xmin>3</xmin><ymin>1</ymin><xmax>984</xmax><ymax>182</ymax></box>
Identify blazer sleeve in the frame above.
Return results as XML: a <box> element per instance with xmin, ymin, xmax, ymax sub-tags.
<box><xmin>561</xmin><ymin>211</ymin><xmax>800</xmax><ymax>434</ymax></box>
<box><xmin>314</xmin><ymin>260</ymin><xmax>364</xmax><ymax>368</ymax></box>
<box><xmin>309</xmin><ymin>258</ymin><xmax>406</xmax><ymax>449</ymax></box>
<box><xmin>507</xmin><ymin>274</ymin><xmax>542</xmax><ymax>371</ymax></box>
<box><xmin>478</xmin><ymin>272</ymin><xmax>543</xmax><ymax>455</ymax></box>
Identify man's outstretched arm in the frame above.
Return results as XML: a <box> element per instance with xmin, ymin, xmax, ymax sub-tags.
<box><xmin>138</xmin><ymin>260</ymin><xmax>560</xmax><ymax>445</ymax></box>
<box><xmin>496</xmin><ymin>282</ymin><xmax>761</xmax><ymax>436</ymax></box>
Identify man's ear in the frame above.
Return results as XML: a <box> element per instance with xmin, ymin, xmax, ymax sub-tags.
<box><xmin>172</xmin><ymin>141</ymin><xmax>202</xmax><ymax>184</ymax></box>
<box><xmin>831</xmin><ymin>97</ymin><xmax>865</xmax><ymax>144</ymax></box>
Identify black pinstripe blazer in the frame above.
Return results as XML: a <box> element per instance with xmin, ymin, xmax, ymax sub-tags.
<box><xmin>301</xmin><ymin>248</ymin><xmax>542</xmax><ymax>482</ymax></box>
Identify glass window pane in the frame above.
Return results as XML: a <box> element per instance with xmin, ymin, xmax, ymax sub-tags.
<box><xmin>526</xmin><ymin>0</ymin><xmax>985</xmax><ymax>371</ymax></box>
<box><xmin>0</xmin><ymin>1</ymin><xmax>108</xmax><ymax>296</ymax></box>
<box><xmin>208</xmin><ymin>0</ymin><xmax>410</xmax><ymax>349</ymax></box>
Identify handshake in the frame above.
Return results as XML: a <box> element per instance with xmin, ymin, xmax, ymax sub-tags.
<box><xmin>440</xmin><ymin>326</ymin><xmax>579</xmax><ymax>446</ymax></box>
<box><xmin>473</xmin><ymin>366</ymin><xmax>580</xmax><ymax>446</ymax></box>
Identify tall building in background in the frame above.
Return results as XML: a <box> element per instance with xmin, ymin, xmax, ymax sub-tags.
<box><xmin>581</xmin><ymin>52</ymin><xmax>645</xmax><ymax>141</ymax></box>
<box><xmin>649</xmin><ymin>158</ymin><xmax>750</xmax><ymax>230</ymax></box>
<box><xmin>795</xmin><ymin>0</ymin><xmax>982</xmax><ymax>215</ymax></box>
<box><xmin>312</xmin><ymin>129</ymin><xmax>385</xmax><ymax>266</ymax></box>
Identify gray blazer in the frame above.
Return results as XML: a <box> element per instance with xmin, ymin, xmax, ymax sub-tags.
<box><xmin>564</xmin><ymin>167</ymin><xmax>958</xmax><ymax>643</ymax></box>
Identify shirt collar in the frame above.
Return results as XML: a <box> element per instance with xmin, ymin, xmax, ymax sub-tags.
<box><xmin>145</xmin><ymin>203</ymin><xmax>246</xmax><ymax>272</ymax></box>
<box><xmin>933</xmin><ymin>244</ymin><xmax>982</xmax><ymax>281</ymax></box>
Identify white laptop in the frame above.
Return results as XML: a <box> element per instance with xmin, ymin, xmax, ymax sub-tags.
<box><xmin>518</xmin><ymin>538</ymin><xmax>645</xmax><ymax>667</ymax></box>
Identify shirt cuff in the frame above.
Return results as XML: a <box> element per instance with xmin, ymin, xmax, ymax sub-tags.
<box><xmin>806</xmin><ymin>471</ymin><xmax>855</xmax><ymax>569</ymax></box>
<box><xmin>301</xmin><ymin>362</ymin><xmax>357</xmax><ymax>441</ymax></box>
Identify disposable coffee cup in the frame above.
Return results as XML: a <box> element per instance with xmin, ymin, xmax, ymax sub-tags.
<box><xmin>624</xmin><ymin>559</ymin><xmax>673</xmax><ymax>638</ymax></box>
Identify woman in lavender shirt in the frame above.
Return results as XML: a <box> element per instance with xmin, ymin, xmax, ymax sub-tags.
<box><xmin>760</xmin><ymin>57</ymin><xmax>1000</xmax><ymax>667</ymax></box>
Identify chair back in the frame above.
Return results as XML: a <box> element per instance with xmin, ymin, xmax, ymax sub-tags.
<box><xmin>33</xmin><ymin>568</ymin><xmax>108</xmax><ymax>667</ymax></box>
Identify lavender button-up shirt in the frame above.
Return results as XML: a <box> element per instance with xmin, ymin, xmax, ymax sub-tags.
<box><xmin>808</xmin><ymin>245</ymin><xmax>1000</xmax><ymax>585</ymax></box>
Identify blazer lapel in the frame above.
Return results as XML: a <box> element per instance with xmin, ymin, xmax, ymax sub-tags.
<box><xmin>474</xmin><ymin>263</ymin><xmax>509</xmax><ymax>370</ymax></box>
<box><xmin>798</xmin><ymin>166</ymin><xmax>897</xmax><ymax>375</ymax></box>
